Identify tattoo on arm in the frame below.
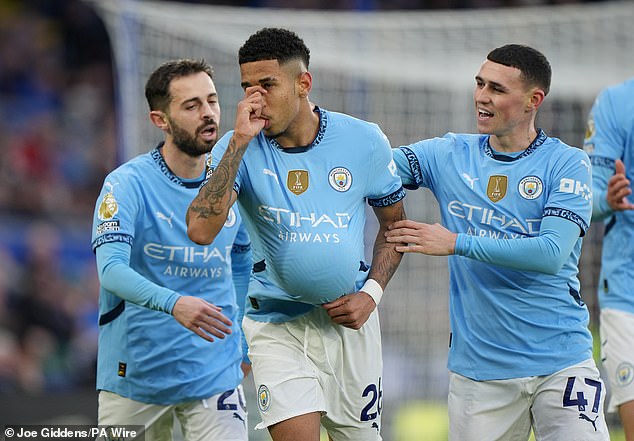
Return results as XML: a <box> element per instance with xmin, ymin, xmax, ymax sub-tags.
<box><xmin>189</xmin><ymin>137</ymin><xmax>245</xmax><ymax>220</ymax></box>
<box><xmin>368</xmin><ymin>201</ymin><xmax>406</xmax><ymax>288</ymax></box>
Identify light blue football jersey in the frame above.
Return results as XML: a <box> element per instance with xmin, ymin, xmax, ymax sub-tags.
<box><xmin>395</xmin><ymin>130</ymin><xmax>594</xmax><ymax>380</ymax></box>
<box><xmin>212</xmin><ymin>107</ymin><xmax>405</xmax><ymax>322</ymax></box>
<box><xmin>584</xmin><ymin>77</ymin><xmax>634</xmax><ymax>315</ymax></box>
<box><xmin>91</xmin><ymin>146</ymin><xmax>251</xmax><ymax>405</ymax></box>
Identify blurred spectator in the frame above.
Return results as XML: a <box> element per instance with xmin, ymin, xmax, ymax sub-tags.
<box><xmin>189</xmin><ymin>0</ymin><xmax>607</xmax><ymax>8</ymax></box>
<box><xmin>0</xmin><ymin>0</ymin><xmax>113</xmax><ymax>393</ymax></box>
<box><xmin>3</xmin><ymin>220</ymin><xmax>99</xmax><ymax>393</ymax></box>
<box><xmin>0</xmin><ymin>247</ymin><xmax>20</xmax><ymax>392</ymax></box>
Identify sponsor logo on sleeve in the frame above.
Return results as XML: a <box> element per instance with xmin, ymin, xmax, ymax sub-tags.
<box><xmin>98</xmin><ymin>187</ymin><xmax>119</xmax><ymax>221</ymax></box>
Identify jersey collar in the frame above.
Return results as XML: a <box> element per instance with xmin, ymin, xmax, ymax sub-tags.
<box><xmin>483</xmin><ymin>128</ymin><xmax>547</xmax><ymax>162</ymax></box>
<box><xmin>151</xmin><ymin>143</ymin><xmax>207</xmax><ymax>189</ymax></box>
<box><xmin>268</xmin><ymin>106</ymin><xmax>327</xmax><ymax>153</ymax></box>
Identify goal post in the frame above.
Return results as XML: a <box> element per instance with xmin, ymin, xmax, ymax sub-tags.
<box><xmin>88</xmin><ymin>0</ymin><xmax>633</xmax><ymax>160</ymax></box>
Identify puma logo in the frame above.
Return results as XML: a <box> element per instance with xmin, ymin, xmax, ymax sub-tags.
<box><xmin>232</xmin><ymin>412</ymin><xmax>246</xmax><ymax>426</ymax></box>
<box><xmin>579</xmin><ymin>413</ymin><xmax>598</xmax><ymax>431</ymax></box>
<box><xmin>580</xmin><ymin>159</ymin><xmax>591</xmax><ymax>173</ymax></box>
<box><xmin>462</xmin><ymin>172</ymin><xmax>479</xmax><ymax>189</ymax></box>
<box><xmin>156</xmin><ymin>211</ymin><xmax>174</xmax><ymax>228</ymax></box>
<box><xmin>263</xmin><ymin>168</ymin><xmax>279</xmax><ymax>182</ymax></box>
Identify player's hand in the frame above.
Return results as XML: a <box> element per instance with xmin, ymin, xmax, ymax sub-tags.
<box><xmin>232</xmin><ymin>86</ymin><xmax>267</xmax><ymax>146</ymax></box>
<box><xmin>386</xmin><ymin>219</ymin><xmax>457</xmax><ymax>256</ymax></box>
<box><xmin>322</xmin><ymin>292</ymin><xmax>375</xmax><ymax>330</ymax></box>
<box><xmin>172</xmin><ymin>296</ymin><xmax>233</xmax><ymax>342</ymax></box>
<box><xmin>607</xmin><ymin>159</ymin><xmax>634</xmax><ymax>211</ymax></box>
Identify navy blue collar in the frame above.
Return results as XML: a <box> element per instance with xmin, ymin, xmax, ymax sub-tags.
<box><xmin>483</xmin><ymin>129</ymin><xmax>547</xmax><ymax>162</ymax></box>
<box><xmin>268</xmin><ymin>106</ymin><xmax>327</xmax><ymax>153</ymax></box>
<box><xmin>151</xmin><ymin>143</ymin><xmax>208</xmax><ymax>189</ymax></box>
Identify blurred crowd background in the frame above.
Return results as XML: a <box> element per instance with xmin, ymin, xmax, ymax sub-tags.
<box><xmin>0</xmin><ymin>0</ymin><xmax>114</xmax><ymax>397</ymax></box>
<box><xmin>0</xmin><ymin>0</ymin><xmax>610</xmax><ymax>412</ymax></box>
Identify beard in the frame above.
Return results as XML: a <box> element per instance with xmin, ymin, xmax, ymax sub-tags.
<box><xmin>168</xmin><ymin>118</ymin><xmax>216</xmax><ymax>157</ymax></box>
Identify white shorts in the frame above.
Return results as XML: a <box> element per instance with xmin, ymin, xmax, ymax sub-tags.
<box><xmin>600</xmin><ymin>308</ymin><xmax>634</xmax><ymax>413</ymax></box>
<box><xmin>97</xmin><ymin>386</ymin><xmax>247</xmax><ymax>441</ymax></box>
<box><xmin>448</xmin><ymin>359</ymin><xmax>610</xmax><ymax>441</ymax></box>
<box><xmin>242</xmin><ymin>307</ymin><xmax>383</xmax><ymax>441</ymax></box>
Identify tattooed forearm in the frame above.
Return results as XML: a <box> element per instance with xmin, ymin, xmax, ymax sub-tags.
<box><xmin>369</xmin><ymin>236</ymin><xmax>403</xmax><ymax>288</ymax></box>
<box><xmin>187</xmin><ymin>136</ymin><xmax>250</xmax><ymax>244</ymax></box>
<box><xmin>368</xmin><ymin>201</ymin><xmax>406</xmax><ymax>288</ymax></box>
<box><xmin>190</xmin><ymin>137</ymin><xmax>246</xmax><ymax>219</ymax></box>
<box><xmin>195</xmin><ymin>165</ymin><xmax>234</xmax><ymax>217</ymax></box>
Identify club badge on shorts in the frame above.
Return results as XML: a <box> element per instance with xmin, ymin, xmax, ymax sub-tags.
<box><xmin>616</xmin><ymin>362</ymin><xmax>634</xmax><ymax>386</ymax></box>
<box><xmin>258</xmin><ymin>384</ymin><xmax>271</xmax><ymax>412</ymax></box>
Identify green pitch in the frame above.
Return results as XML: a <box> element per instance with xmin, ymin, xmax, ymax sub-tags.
<box><xmin>391</xmin><ymin>401</ymin><xmax>625</xmax><ymax>441</ymax></box>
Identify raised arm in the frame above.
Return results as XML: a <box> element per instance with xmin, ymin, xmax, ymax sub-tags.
<box><xmin>186</xmin><ymin>136</ymin><xmax>242</xmax><ymax>245</ymax></box>
<box><xmin>187</xmin><ymin>87</ymin><xmax>266</xmax><ymax>244</ymax></box>
<box><xmin>592</xmin><ymin>159</ymin><xmax>634</xmax><ymax>222</ymax></box>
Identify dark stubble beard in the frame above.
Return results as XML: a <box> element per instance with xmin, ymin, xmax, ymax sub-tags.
<box><xmin>169</xmin><ymin>118</ymin><xmax>215</xmax><ymax>157</ymax></box>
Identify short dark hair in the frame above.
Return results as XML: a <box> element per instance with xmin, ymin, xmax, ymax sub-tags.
<box><xmin>238</xmin><ymin>27</ymin><xmax>310</xmax><ymax>68</ymax></box>
<box><xmin>145</xmin><ymin>58</ymin><xmax>213</xmax><ymax>111</ymax></box>
<box><xmin>487</xmin><ymin>44</ymin><xmax>551</xmax><ymax>96</ymax></box>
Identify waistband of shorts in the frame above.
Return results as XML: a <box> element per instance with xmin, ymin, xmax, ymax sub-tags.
<box><xmin>246</xmin><ymin>296</ymin><xmax>316</xmax><ymax>322</ymax></box>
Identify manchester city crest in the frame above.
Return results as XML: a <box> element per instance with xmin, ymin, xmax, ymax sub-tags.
<box><xmin>329</xmin><ymin>167</ymin><xmax>352</xmax><ymax>192</ymax></box>
<box><xmin>257</xmin><ymin>384</ymin><xmax>271</xmax><ymax>412</ymax></box>
<box><xmin>616</xmin><ymin>362</ymin><xmax>634</xmax><ymax>386</ymax></box>
<box><xmin>518</xmin><ymin>176</ymin><xmax>543</xmax><ymax>200</ymax></box>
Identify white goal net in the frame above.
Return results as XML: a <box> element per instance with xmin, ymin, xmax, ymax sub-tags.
<box><xmin>87</xmin><ymin>0</ymin><xmax>634</xmax><ymax>435</ymax></box>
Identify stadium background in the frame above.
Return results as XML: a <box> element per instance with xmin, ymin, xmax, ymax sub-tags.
<box><xmin>0</xmin><ymin>0</ymin><xmax>632</xmax><ymax>439</ymax></box>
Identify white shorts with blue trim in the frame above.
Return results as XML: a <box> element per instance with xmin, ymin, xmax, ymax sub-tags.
<box><xmin>448</xmin><ymin>359</ymin><xmax>609</xmax><ymax>441</ymax></box>
<box><xmin>600</xmin><ymin>307</ymin><xmax>634</xmax><ymax>412</ymax></box>
<box><xmin>97</xmin><ymin>386</ymin><xmax>247</xmax><ymax>441</ymax></box>
<box><xmin>242</xmin><ymin>306</ymin><xmax>383</xmax><ymax>441</ymax></box>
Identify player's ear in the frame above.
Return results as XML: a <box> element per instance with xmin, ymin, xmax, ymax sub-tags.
<box><xmin>149</xmin><ymin>110</ymin><xmax>168</xmax><ymax>129</ymax></box>
<box><xmin>297</xmin><ymin>70</ymin><xmax>312</xmax><ymax>98</ymax></box>
<box><xmin>527</xmin><ymin>87</ymin><xmax>545</xmax><ymax>112</ymax></box>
